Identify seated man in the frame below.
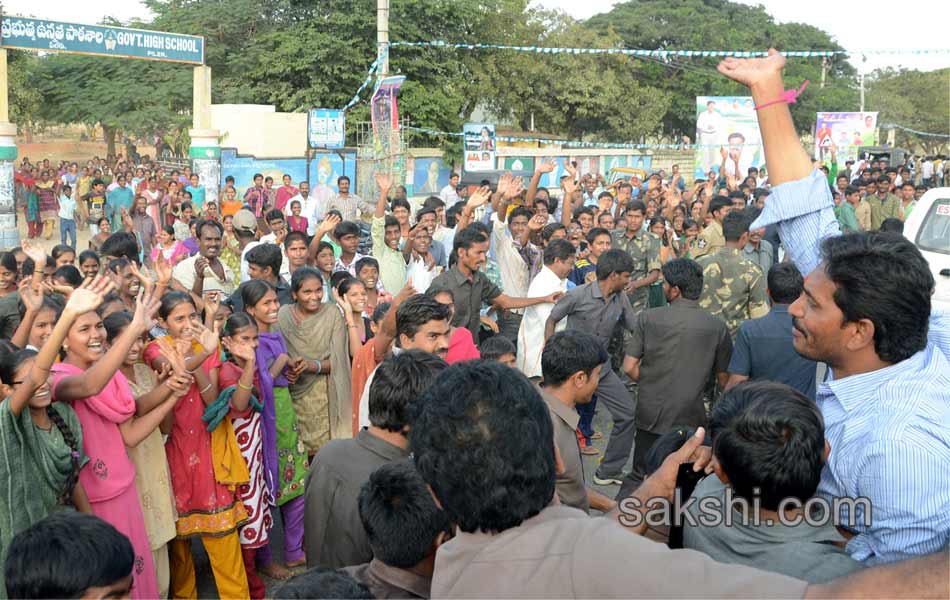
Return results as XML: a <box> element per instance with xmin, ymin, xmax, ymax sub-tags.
<box><xmin>5</xmin><ymin>512</ymin><xmax>134</xmax><ymax>600</ymax></box>
<box><xmin>304</xmin><ymin>350</ymin><xmax>446</xmax><ymax>569</ymax></box>
<box><xmin>684</xmin><ymin>381</ymin><xmax>863</xmax><ymax>583</ymax></box>
<box><xmin>342</xmin><ymin>460</ymin><xmax>451</xmax><ymax>598</ymax></box>
<box><xmin>540</xmin><ymin>330</ymin><xmax>615</xmax><ymax>514</ymax></box>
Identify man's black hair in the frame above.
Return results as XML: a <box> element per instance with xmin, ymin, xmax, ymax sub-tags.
<box><xmin>585</xmin><ymin>227</ymin><xmax>611</xmax><ymax>244</ymax></box>
<box><xmin>5</xmin><ymin>512</ymin><xmax>133</xmax><ymax>600</ymax></box>
<box><xmin>709</xmin><ymin>197</ymin><xmax>731</xmax><ymax>217</ymax></box>
<box><xmin>509</xmin><ymin>206</ymin><xmax>533</xmax><ymax>223</ymax></box>
<box><xmin>415</xmin><ymin>207</ymin><xmax>438</xmax><ymax>224</ymax></box>
<box><xmin>354</xmin><ymin>256</ymin><xmax>379</xmax><ymax>276</ymax></box>
<box><xmin>371</xmin><ymin>301</ymin><xmax>391</xmax><ymax>324</ymax></box>
<box><xmin>722</xmin><ymin>210</ymin><xmax>750</xmax><ymax>242</ymax></box>
<box><xmin>541</xmin><ymin>222</ymin><xmax>566</xmax><ymax>243</ymax></box>
<box><xmin>453</xmin><ymin>225</ymin><xmax>488</xmax><ymax>253</ymax></box>
<box><xmin>844</xmin><ymin>185</ymin><xmax>860</xmax><ymax>197</ymax></box>
<box><xmin>595</xmin><ymin>249</ymin><xmax>635</xmax><ymax>280</ymax></box>
<box><xmin>99</xmin><ymin>232</ymin><xmax>140</xmax><ymax>265</ymax></box>
<box><xmin>821</xmin><ymin>231</ymin><xmax>931</xmax><ymax>363</ymax></box>
<box><xmin>479</xmin><ymin>335</ymin><xmax>516</xmax><ymax>361</ymax></box>
<box><xmin>333</xmin><ymin>220</ymin><xmax>361</xmax><ymax>239</ymax></box>
<box><xmin>879</xmin><ymin>218</ymin><xmax>904</xmax><ymax>234</ymax></box>
<box><xmin>422</xmin><ymin>196</ymin><xmax>445</xmax><ymax>210</ymax></box>
<box><xmin>266</xmin><ymin>208</ymin><xmax>285</xmax><ymax>223</ymax></box>
<box><xmin>753</xmin><ymin>188</ymin><xmax>770</xmax><ymax>200</ymax></box>
<box><xmin>877</xmin><ymin>175</ymin><xmax>891</xmax><ymax>186</ymax></box>
<box><xmin>337</xmin><ymin>175</ymin><xmax>351</xmax><ymax>185</ymax></box>
<box><xmin>425</xmin><ymin>286</ymin><xmax>454</xmax><ymax>303</ymax></box>
<box><xmin>710</xmin><ymin>381</ymin><xmax>825</xmax><ymax>510</ymax></box>
<box><xmin>368</xmin><ymin>349</ymin><xmax>447</xmax><ymax>432</ymax></box>
<box><xmin>728</xmin><ymin>190</ymin><xmax>746</xmax><ymax>201</ymax></box>
<box><xmin>410</xmin><ymin>360</ymin><xmax>555</xmax><ymax>533</ymax></box>
<box><xmin>543</xmin><ymin>238</ymin><xmax>575</xmax><ymax>265</ymax></box>
<box><xmin>541</xmin><ymin>330</ymin><xmax>608</xmax><ymax>387</ymax></box>
<box><xmin>575</xmin><ymin>206</ymin><xmax>594</xmax><ymax>220</ymax></box>
<box><xmin>197</xmin><ymin>218</ymin><xmax>224</xmax><ymax>238</ymax></box>
<box><xmin>53</xmin><ymin>265</ymin><xmax>84</xmax><ymax>288</ymax></box>
<box><xmin>395</xmin><ymin>294</ymin><xmax>452</xmax><ymax>342</ymax></box>
<box><xmin>767</xmin><ymin>262</ymin><xmax>804</xmax><ymax>304</ymax></box>
<box><xmin>383</xmin><ymin>214</ymin><xmax>400</xmax><ymax>229</ymax></box>
<box><xmin>358</xmin><ymin>459</ymin><xmax>450</xmax><ymax>568</ymax></box>
<box><xmin>661</xmin><ymin>258</ymin><xmax>704</xmax><ymax>300</ymax></box>
<box><xmin>284</xmin><ymin>230</ymin><xmax>308</xmax><ymax>249</ymax></box>
<box><xmin>272</xmin><ymin>567</ymin><xmax>371</xmax><ymax>599</ymax></box>
<box><xmin>246</xmin><ymin>243</ymin><xmax>282</xmax><ymax>279</ymax></box>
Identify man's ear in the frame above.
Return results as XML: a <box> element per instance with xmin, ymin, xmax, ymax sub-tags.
<box><xmin>711</xmin><ymin>456</ymin><xmax>730</xmax><ymax>484</ymax></box>
<box><xmin>845</xmin><ymin>318</ymin><xmax>876</xmax><ymax>353</ymax></box>
<box><xmin>823</xmin><ymin>439</ymin><xmax>831</xmax><ymax>464</ymax></box>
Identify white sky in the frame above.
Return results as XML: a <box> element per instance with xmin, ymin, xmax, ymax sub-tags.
<box><xmin>3</xmin><ymin>0</ymin><xmax>948</xmax><ymax>73</ymax></box>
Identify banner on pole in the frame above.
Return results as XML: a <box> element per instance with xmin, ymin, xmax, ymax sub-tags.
<box><xmin>814</xmin><ymin>112</ymin><xmax>879</xmax><ymax>163</ymax></box>
<box><xmin>308</xmin><ymin>109</ymin><xmax>346</xmax><ymax>149</ymax></box>
<box><xmin>464</xmin><ymin>123</ymin><xmax>496</xmax><ymax>172</ymax></box>
<box><xmin>694</xmin><ymin>96</ymin><xmax>763</xmax><ymax>180</ymax></box>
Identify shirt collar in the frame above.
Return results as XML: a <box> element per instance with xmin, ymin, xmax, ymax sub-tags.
<box><xmin>541</xmin><ymin>388</ymin><xmax>580</xmax><ymax>430</ymax></box>
<box><xmin>819</xmin><ymin>347</ymin><xmax>930</xmax><ymax>413</ymax></box>
<box><xmin>366</xmin><ymin>559</ymin><xmax>431</xmax><ymax>598</ymax></box>
<box><xmin>355</xmin><ymin>428</ymin><xmax>410</xmax><ymax>461</ymax></box>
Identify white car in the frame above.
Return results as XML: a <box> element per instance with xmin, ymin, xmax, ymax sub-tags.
<box><xmin>903</xmin><ymin>188</ymin><xmax>950</xmax><ymax>310</ymax></box>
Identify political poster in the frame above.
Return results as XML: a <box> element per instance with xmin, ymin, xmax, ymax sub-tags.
<box><xmin>464</xmin><ymin>123</ymin><xmax>496</xmax><ymax>172</ymax></box>
<box><xmin>308</xmin><ymin>109</ymin><xmax>346</xmax><ymax>149</ymax></box>
<box><xmin>814</xmin><ymin>112</ymin><xmax>878</xmax><ymax>163</ymax></box>
<box><xmin>694</xmin><ymin>96</ymin><xmax>763</xmax><ymax>180</ymax></box>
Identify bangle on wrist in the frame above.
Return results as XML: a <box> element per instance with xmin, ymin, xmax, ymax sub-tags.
<box><xmin>199</xmin><ymin>382</ymin><xmax>214</xmax><ymax>393</ymax></box>
<box><xmin>315</xmin><ymin>360</ymin><xmax>322</xmax><ymax>375</ymax></box>
<box><xmin>238</xmin><ymin>381</ymin><xmax>253</xmax><ymax>391</ymax></box>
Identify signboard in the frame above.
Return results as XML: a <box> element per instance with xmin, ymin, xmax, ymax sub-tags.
<box><xmin>308</xmin><ymin>109</ymin><xmax>346</xmax><ymax>149</ymax></box>
<box><xmin>463</xmin><ymin>123</ymin><xmax>496</xmax><ymax>172</ymax></box>
<box><xmin>815</xmin><ymin>112</ymin><xmax>879</xmax><ymax>164</ymax></box>
<box><xmin>1</xmin><ymin>16</ymin><xmax>204</xmax><ymax>64</ymax></box>
<box><xmin>694</xmin><ymin>96</ymin><xmax>763</xmax><ymax>180</ymax></box>
<box><xmin>371</xmin><ymin>76</ymin><xmax>405</xmax><ymax>160</ymax></box>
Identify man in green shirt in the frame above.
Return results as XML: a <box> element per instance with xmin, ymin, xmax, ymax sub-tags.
<box><xmin>899</xmin><ymin>181</ymin><xmax>917</xmax><ymax>221</ymax></box>
<box><xmin>866</xmin><ymin>176</ymin><xmax>901</xmax><ymax>230</ymax></box>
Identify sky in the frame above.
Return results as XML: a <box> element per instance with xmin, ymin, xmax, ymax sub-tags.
<box><xmin>2</xmin><ymin>0</ymin><xmax>947</xmax><ymax>73</ymax></box>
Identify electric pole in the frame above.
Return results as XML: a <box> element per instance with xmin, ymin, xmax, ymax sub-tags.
<box><xmin>820</xmin><ymin>56</ymin><xmax>827</xmax><ymax>89</ymax></box>
<box><xmin>377</xmin><ymin>0</ymin><xmax>390</xmax><ymax>79</ymax></box>
<box><xmin>859</xmin><ymin>54</ymin><xmax>867</xmax><ymax>112</ymax></box>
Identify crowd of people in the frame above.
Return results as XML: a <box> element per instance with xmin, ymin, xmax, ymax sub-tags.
<box><xmin>0</xmin><ymin>49</ymin><xmax>947</xmax><ymax>600</ymax></box>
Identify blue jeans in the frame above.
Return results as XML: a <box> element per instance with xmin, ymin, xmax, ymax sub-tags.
<box><xmin>60</xmin><ymin>218</ymin><xmax>76</xmax><ymax>250</ymax></box>
<box><xmin>577</xmin><ymin>395</ymin><xmax>598</xmax><ymax>444</ymax></box>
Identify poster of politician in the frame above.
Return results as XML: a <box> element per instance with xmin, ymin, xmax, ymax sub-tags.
<box><xmin>463</xmin><ymin>123</ymin><xmax>496</xmax><ymax>172</ymax></box>
<box><xmin>814</xmin><ymin>112</ymin><xmax>878</xmax><ymax>163</ymax></box>
<box><xmin>694</xmin><ymin>96</ymin><xmax>763</xmax><ymax>180</ymax></box>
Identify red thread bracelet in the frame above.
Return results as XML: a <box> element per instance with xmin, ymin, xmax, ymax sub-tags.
<box><xmin>754</xmin><ymin>80</ymin><xmax>810</xmax><ymax>111</ymax></box>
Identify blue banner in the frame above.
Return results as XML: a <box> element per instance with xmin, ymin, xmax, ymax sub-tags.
<box><xmin>308</xmin><ymin>109</ymin><xmax>346</xmax><ymax>149</ymax></box>
<box><xmin>1</xmin><ymin>16</ymin><xmax>204</xmax><ymax>65</ymax></box>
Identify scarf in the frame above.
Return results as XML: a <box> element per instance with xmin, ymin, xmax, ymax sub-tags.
<box><xmin>255</xmin><ymin>331</ymin><xmax>287</xmax><ymax>499</ymax></box>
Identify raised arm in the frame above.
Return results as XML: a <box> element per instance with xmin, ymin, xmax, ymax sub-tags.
<box><xmin>455</xmin><ymin>186</ymin><xmax>491</xmax><ymax>231</ymax></box>
<box><xmin>526</xmin><ymin>160</ymin><xmax>555</xmax><ymax>207</ymax></box>
<box><xmin>371</xmin><ymin>280</ymin><xmax>417</xmax><ymax>361</ymax></box>
<box><xmin>373</xmin><ymin>172</ymin><xmax>392</xmax><ymax>218</ymax></box>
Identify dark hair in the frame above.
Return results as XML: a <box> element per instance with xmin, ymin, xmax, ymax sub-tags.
<box><xmin>410</xmin><ymin>361</ymin><xmax>554</xmax><ymax>533</ymax></box>
<box><xmin>161</xmin><ymin>224</ymin><xmax>176</xmax><ymax>237</ymax></box>
<box><xmin>844</xmin><ymin>185</ymin><xmax>860</xmax><ymax>197</ymax></box>
<box><xmin>246</xmin><ymin>243</ymin><xmax>282</xmax><ymax>279</ymax></box>
<box><xmin>18</xmin><ymin>292</ymin><xmax>64</xmax><ymax>322</ymax></box>
<box><xmin>821</xmin><ymin>232</ymin><xmax>931</xmax><ymax>362</ymax></box>
<box><xmin>422</xmin><ymin>196</ymin><xmax>445</xmax><ymax>210</ymax></box>
<box><xmin>50</xmin><ymin>245</ymin><xmax>75</xmax><ymax>262</ymax></box>
<box><xmin>329</xmin><ymin>271</ymin><xmax>350</xmax><ymax>293</ymax></box>
<box><xmin>541</xmin><ymin>330</ymin><xmax>608</xmax><ymax>386</ymax></box>
<box><xmin>390</xmin><ymin>198</ymin><xmax>411</xmax><ymax>213</ymax></box>
<box><xmin>265</xmin><ymin>209</ymin><xmax>284</xmax><ymax>224</ymax></box>
<box><xmin>180</xmin><ymin>200</ymin><xmax>194</xmax><ymax>213</ymax></box>
<box><xmin>222</xmin><ymin>311</ymin><xmax>257</xmax><ymax>340</ymax></box>
<box><xmin>53</xmin><ymin>265</ymin><xmax>83</xmax><ymax>288</ymax></box>
<box><xmin>767</xmin><ymin>263</ymin><xmax>804</xmax><ymax>304</ymax></box>
<box><xmin>272</xmin><ymin>567</ymin><xmax>371</xmax><ymax>599</ymax></box>
<box><xmin>877</xmin><ymin>175</ymin><xmax>890</xmax><ymax>185</ymax></box>
<box><xmin>728</xmin><ymin>190</ymin><xmax>746</xmax><ymax>202</ymax></box>
<box><xmin>541</xmin><ymin>222</ymin><xmax>566</xmax><ymax>243</ymax></box>
<box><xmin>595</xmin><ymin>249</ymin><xmax>635</xmax><ymax>280</ymax></box>
<box><xmin>879</xmin><ymin>218</ymin><xmax>904</xmax><ymax>234</ymax></box>
<box><xmin>415</xmin><ymin>206</ymin><xmax>437</xmax><ymax>223</ymax></box>
<box><xmin>425</xmin><ymin>286</ymin><xmax>454</xmax><ymax>303</ymax></box>
<box><xmin>395</xmin><ymin>295</ymin><xmax>452</xmax><ymax>343</ymax></box>
<box><xmin>337</xmin><ymin>175</ymin><xmax>350</xmax><ymax>185</ymax></box>
<box><xmin>585</xmin><ymin>226</ymin><xmax>611</xmax><ymax>244</ymax></box>
<box><xmin>333</xmin><ymin>220</ymin><xmax>361</xmax><ymax>239</ymax></box>
<box><xmin>371</xmin><ymin>301</ymin><xmax>391</xmax><ymax>324</ymax></box>
<box><xmin>722</xmin><ymin>210</ymin><xmax>750</xmax><ymax>242</ymax></box>
<box><xmin>661</xmin><ymin>258</ymin><xmax>704</xmax><ymax>300</ymax></box>
<box><xmin>369</xmin><ymin>350</ymin><xmax>447</xmax><ymax>432</ymax></box>
<box><xmin>106</xmin><ymin>257</ymin><xmax>130</xmax><ymax>274</ymax></box>
<box><xmin>710</xmin><ymin>381</ymin><xmax>825</xmax><ymax>510</ymax></box>
<box><xmin>77</xmin><ymin>249</ymin><xmax>100</xmax><ymax>267</ymax></box>
<box><xmin>453</xmin><ymin>225</ymin><xmax>488</xmax><ymax>253</ymax></box>
<box><xmin>197</xmin><ymin>218</ymin><xmax>224</xmax><ymax>238</ymax></box>
<box><xmin>509</xmin><ymin>206</ymin><xmax>533</xmax><ymax>223</ymax></box>
<box><xmin>158</xmin><ymin>290</ymin><xmax>196</xmax><ymax>320</ymax></box>
<box><xmin>337</xmin><ymin>276</ymin><xmax>365</xmax><ymax>300</ymax></box>
<box><xmin>240</xmin><ymin>279</ymin><xmax>276</xmax><ymax>312</ymax></box>
<box><xmin>624</xmin><ymin>200</ymin><xmax>646</xmax><ymax>217</ymax></box>
<box><xmin>315</xmin><ymin>240</ymin><xmax>334</xmax><ymax>258</ymax></box>
<box><xmin>479</xmin><ymin>335</ymin><xmax>516</xmax><ymax>361</ymax></box>
<box><xmin>358</xmin><ymin>459</ymin><xmax>450</xmax><ymax>568</ymax></box>
<box><xmin>102</xmin><ymin>310</ymin><xmax>133</xmax><ymax>343</ymax></box>
<box><xmin>290</xmin><ymin>266</ymin><xmax>323</xmax><ymax>295</ymax></box>
<box><xmin>575</xmin><ymin>206</ymin><xmax>594</xmax><ymax>220</ymax></box>
<box><xmin>543</xmin><ymin>238</ymin><xmax>575</xmax><ymax>265</ymax></box>
<box><xmin>709</xmin><ymin>197</ymin><xmax>731</xmax><ymax>218</ymax></box>
<box><xmin>99</xmin><ymin>232</ymin><xmax>139</xmax><ymax>264</ymax></box>
<box><xmin>383</xmin><ymin>215</ymin><xmax>400</xmax><ymax>230</ymax></box>
<box><xmin>284</xmin><ymin>231</ymin><xmax>308</xmax><ymax>250</ymax></box>
<box><xmin>354</xmin><ymin>257</ymin><xmax>379</xmax><ymax>277</ymax></box>
<box><xmin>4</xmin><ymin>512</ymin><xmax>134</xmax><ymax>600</ymax></box>
<box><xmin>0</xmin><ymin>251</ymin><xmax>16</xmax><ymax>274</ymax></box>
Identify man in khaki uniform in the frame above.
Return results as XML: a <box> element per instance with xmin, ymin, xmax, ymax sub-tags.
<box><xmin>610</xmin><ymin>200</ymin><xmax>661</xmax><ymax>312</ymax></box>
<box><xmin>866</xmin><ymin>176</ymin><xmax>901</xmax><ymax>230</ymax></box>
<box><xmin>698</xmin><ymin>210</ymin><xmax>769</xmax><ymax>337</ymax></box>
<box><xmin>692</xmin><ymin>196</ymin><xmax>731</xmax><ymax>258</ymax></box>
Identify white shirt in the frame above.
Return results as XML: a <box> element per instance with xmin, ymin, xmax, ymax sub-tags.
<box><xmin>516</xmin><ymin>266</ymin><xmax>567</xmax><ymax>378</ymax></box>
<box><xmin>491</xmin><ymin>213</ymin><xmax>533</xmax><ymax>301</ymax></box>
<box><xmin>358</xmin><ymin>348</ymin><xmax>402</xmax><ymax>430</ymax></box>
<box><xmin>921</xmin><ymin>161</ymin><xmax>934</xmax><ymax>179</ymax></box>
<box><xmin>285</xmin><ymin>192</ymin><xmax>320</xmax><ymax>236</ymax></box>
<box><xmin>173</xmin><ymin>254</ymin><xmax>236</xmax><ymax>295</ymax></box>
<box><xmin>439</xmin><ymin>184</ymin><xmax>460</xmax><ymax>206</ymax></box>
<box><xmin>240</xmin><ymin>240</ymin><xmax>290</xmax><ymax>283</ymax></box>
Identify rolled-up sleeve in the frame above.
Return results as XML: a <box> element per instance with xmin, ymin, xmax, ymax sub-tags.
<box><xmin>750</xmin><ymin>170</ymin><xmax>841</xmax><ymax>276</ymax></box>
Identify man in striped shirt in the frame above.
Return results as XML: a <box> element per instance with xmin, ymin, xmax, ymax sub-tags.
<box><xmin>722</xmin><ymin>49</ymin><xmax>950</xmax><ymax>566</ymax></box>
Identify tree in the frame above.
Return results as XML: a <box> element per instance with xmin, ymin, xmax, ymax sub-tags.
<box><xmin>6</xmin><ymin>50</ymin><xmax>45</xmax><ymax>141</ymax></box>
<box><xmin>866</xmin><ymin>68</ymin><xmax>950</xmax><ymax>154</ymax></box>
<box><xmin>585</xmin><ymin>0</ymin><xmax>858</xmax><ymax>137</ymax></box>
<box><xmin>34</xmin><ymin>53</ymin><xmax>192</xmax><ymax>156</ymax></box>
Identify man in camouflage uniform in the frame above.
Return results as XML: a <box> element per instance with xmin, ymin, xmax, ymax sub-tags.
<box><xmin>698</xmin><ymin>210</ymin><xmax>770</xmax><ymax>337</ymax></box>
<box><xmin>611</xmin><ymin>200</ymin><xmax>661</xmax><ymax>313</ymax></box>
<box><xmin>692</xmin><ymin>196</ymin><xmax>732</xmax><ymax>259</ymax></box>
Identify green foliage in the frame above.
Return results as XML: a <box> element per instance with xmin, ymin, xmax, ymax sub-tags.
<box><xmin>7</xmin><ymin>50</ymin><xmax>44</xmax><ymax>131</ymax></box>
<box><xmin>866</xmin><ymin>68</ymin><xmax>950</xmax><ymax>154</ymax></box>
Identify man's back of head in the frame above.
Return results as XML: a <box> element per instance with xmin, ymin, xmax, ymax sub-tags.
<box><xmin>767</xmin><ymin>263</ymin><xmax>804</xmax><ymax>305</ymax></box>
<box><xmin>369</xmin><ymin>349</ymin><xmax>447</xmax><ymax>433</ymax></box>
<box><xmin>722</xmin><ymin>211</ymin><xmax>751</xmax><ymax>243</ymax></box>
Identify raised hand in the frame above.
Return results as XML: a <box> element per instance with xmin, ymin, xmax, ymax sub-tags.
<box><xmin>374</xmin><ymin>171</ymin><xmax>393</xmax><ymax>190</ymax></box>
<box><xmin>204</xmin><ymin>292</ymin><xmax>221</xmax><ymax>326</ymax></box>
<box><xmin>129</xmin><ymin>261</ymin><xmax>154</xmax><ymax>296</ymax></box>
<box><xmin>317</xmin><ymin>214</ymin><xmax>341</xmax><ymax>239</ymax></box>
<box><xmin>504</xmin><ymin>176</ymin><xmax>524</xmax><ymax>200</ymax></box>
<box><xmin>66</xmin><ymin>286</ymin><xmax>108</xmax><ymax>316</ymax></box>
<box><xmin>395</xmin><ymin>278</ymin><xmax>418</xmax><ymax>303</ymax></box>
<box><xmin>165</xmin><ymin>373</ymin><xmax>194</xmax><ymax>398</ymax></box>
<box><xmin>536</xmin><ymin>159</ymin><xmax>556</xmax><ymax>174</ymax></box>
<box><xmin>719</xmin><ymin>146</ymin><xmax>728</xmax><ymax>161</ymax></box>
<box><xmin>495</xmin><ymin>173</ymin><xmax>513</xmax><ymax>199</ymax></box>
<box><xmin>131</xmin><ymin>285</ymin><xmax>161</xmax><ymax>333</ymax></box>
<box><xmin>562</xmin><ymin>177</ymin><xmax>577</xmax><ymax>196</ymax></box>
<box><xmin>564</xmin><ymin>162</ymin><xmax>577</xmax><ymax>180</ymax></box>
<box><xmin>154</xmin><ymin>252</ymin><xmax>172</xmax><ymax>287</ymax></box>
<box><xmin>78</xmin><ymin>274</ymin><xmax>116</xmax><ymax>297</ymax></box>
<box><xmin>466</xmin><ymin>185</ymin><xmax>492</xmax><ymax>209</ymax></box>
<box><xmin>527</xmin><ymin>214</ymin><xmax>546</xmax><ymax>232</ymax></box>
<box><xmin>716</xmin><ymin>48</ymin><xmax>786</xmax><ymax>90</ymax></box>
<box><xmin>194</xmin><ymin>256</ymin><xmax>210</xmax><ymax>279</ymax></box>
<box><xmin>21</xmin><ymin>241</ymin><xmax>46</xmax><ymax>269</ymax></box>
<box><xmin>195</xmin><ymin>321</ymin><xmax>221</xmax><ymax>355</ymax></box>
<box><xmin>18</xmin><ymin>279</ymin><xmax>43</xmax><ymax>313</ymax></box>
<box><xmin>223</xmin><ymin>338</ymin><xmax>256</xmax><ymax>364</ymax></box>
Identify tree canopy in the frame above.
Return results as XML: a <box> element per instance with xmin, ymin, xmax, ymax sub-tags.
<box><xmin>8</xmin><ymin>0</ymin><xmax>945</xmax><ymax>154</ymax></box>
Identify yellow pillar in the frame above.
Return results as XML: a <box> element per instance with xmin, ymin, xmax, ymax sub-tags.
<box><xmin>0</xmin><ymin>49</ymin><xmax>9</xmax><ymax>124</ymax></box>
<box><xmin>190</xmin><ymin>66</ymin><xmax>221</xmax><ymax>208</ymax></box>
<box><xmin>0</xmin><ymin>49</ymin><xmax>19</xmax><ymax>248</ymax></box>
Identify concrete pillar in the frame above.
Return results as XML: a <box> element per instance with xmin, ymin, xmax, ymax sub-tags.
<box><xmin>0</xmin><ymin>50</ymin><xmax>18</xmax><ymax>249</ymax></box>
<box><xmin>190</xmin><ymin>66</ymin><xmax>220</xmax><ymax>208</ymax></box>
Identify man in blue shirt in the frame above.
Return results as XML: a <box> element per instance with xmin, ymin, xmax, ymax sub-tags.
<box><xmin>105</xmin><ymin>173</ymin><xmax>134</xmax><ymax>232</ymax></box>
<box><xmin>726</xmin><ymin>262</ymin><xmax>817</xmax><ymax>398</ymax></box>
<box><xmin>723</xmin><ymin>48</ymin><xmax>950</xmax><ymax>566</ymax></box>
